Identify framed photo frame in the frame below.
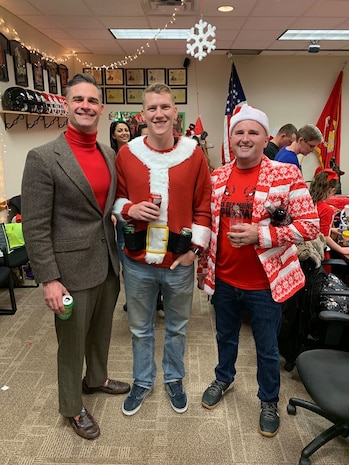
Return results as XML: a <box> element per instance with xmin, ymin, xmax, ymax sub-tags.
<box><xmin>126</xmin><ymin>69</ymin><xmax>145</xmax><ymax>86</ymax></box>
<box><xmin>10</xmin><ymin>40</ymin><xmax>29</xmax><ymax>87</ymax></box>
<box><xmin>0</xmin><ymin>33</ymin><xmax>9</xmax><ymax>82</ymax></box>
<box><xmin>172</xmin><ymin>88</ymin><xmax>187</xmax><ymax>104</ymax></box>
<box><xmin>45</xmin><ymin>61</ymin><xmax>58</xmax><ymax>94</ymax></box>
<box><xmin>126</xmin><ymin>88</ymin><xmax>144</xmax><ymax>104</ymax></box>
<box><xmin>30</xmin><ymin>52</ymin><xmax>44</xmax><ymax>91</ymax></box>
<box><xmin>168</xmin><ymin>68</ymin><xmax>187</xmax><ymax>86</ymax></box>
<box><xmin>83</xmin><ymin>68</ymin><xmax>104</xmax><ymax>85</ymax></box>
<box><xmin>146</xmin><ymin>68</ymin><xmax>166</xmax><ymax>85</ymax></box>
<box><xmin>175</xmin><ymin>111</ymin><xmax>185</xmax><ymax>135</ymax></box>
<box><xmin>105</xmin><ymin>68</ymin><xmax>124</xmax><ymax>85</ymax></box>
<box><xmin>58</xmin><ymin>64</ymin><xmax>69</xmax><ymax>95</ymax></box>
<box><xmin>105</xmin><ymin>87</ymin><xmax>125</xmax><ymax>104</ymax></box>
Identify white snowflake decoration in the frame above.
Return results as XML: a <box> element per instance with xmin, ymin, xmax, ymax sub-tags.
<box><xmin>186</xmin><ymin>19</ymin><xmax>216</xmax><ymax>61</ymax></box>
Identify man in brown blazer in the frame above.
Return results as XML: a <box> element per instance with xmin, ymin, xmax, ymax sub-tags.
<box><xmin>21</xmin><ymin>73</ymin><xmax>130</xmax><ymax>440</ymax></box>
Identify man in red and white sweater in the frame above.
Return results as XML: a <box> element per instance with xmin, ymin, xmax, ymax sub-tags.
<box><xmin>113</xmin><ymin>83</ymin><xmax>211</xmax><ymax>416</ymax></box>
<box><xmin>198</xmin><ymin>105</ymin><xmax>319</xmax><ymax>438</ymax></box>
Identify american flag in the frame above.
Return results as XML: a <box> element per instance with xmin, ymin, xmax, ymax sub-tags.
<box><xmin>222</xmin><ymin>63</ymin><xmax>247</xmax><ymax>164</ymax></box>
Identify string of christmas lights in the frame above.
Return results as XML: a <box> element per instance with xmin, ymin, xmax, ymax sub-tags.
<box><xmin>0</xmin><ymin>1</ymin><xmax>187</xmax><ymax>69</ymax></box>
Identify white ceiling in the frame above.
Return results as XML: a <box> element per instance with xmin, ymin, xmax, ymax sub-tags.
<box><xmin>0</xmin><ymin>0</ymin><xmax>349</xmax><ymax>57</ymax></box>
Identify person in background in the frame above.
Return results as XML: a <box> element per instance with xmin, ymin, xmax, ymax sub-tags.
<box><xmin>113</xmin><ymin>83</ymin><xmax>211</xmax><ymax>416</ymax></box>
<box><xmin>309</xmin><ymin>167</ymin><xmax>349</xmax><ymax>257</ymax></box>
<box><xmin>110</xmin><ymin>119</ymin><xmax>133</xmax><ymax>266</ymax></box>
<box><xmin>21</xmin><ymin>73</ymin><xmax>130</xmax><ymax>441</ymax></box>
<box><xmin>274</xmin><ymin>124</ymin><xmax>323</xmax><ymax>170</ymax></box>
<box><xmin>136</xmin><ymin>123</ymin><xmax>148</xmax><ymax>137</ymax></box>
<box><xmin>198</xmin><ymin>105</ymin><xmax>319</xmax><ymax>437</ymax></box>
<box><xmin>110</xmin><ymin>119</ymin><xmax>133</xmax><ymax>154</ymax></box>
<box><xmin>263</xmin><ymin>123</ymin><xmax>298</xmax><ymax>160</ymax></box>
<box><xmin>110</xmin><ymin>120</ymin><xmax>133</xmax><ymax>311</ymax></box>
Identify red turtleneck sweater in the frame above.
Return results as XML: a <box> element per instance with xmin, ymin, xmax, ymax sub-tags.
<box><xmin>65</xmin><ymin>125</ymin><xmax>111</xmax><ymax>212</ymax></box>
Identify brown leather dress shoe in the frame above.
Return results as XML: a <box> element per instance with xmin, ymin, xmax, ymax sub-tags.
<box><xmin>68</xmin><ymin>408</ymin><xmax>100</xmax><ymax>440</ymax></box>
<box><xmin>82</xmin><ymin>377</ymin><xmax>130</xmax><ymax>395</ymax></box>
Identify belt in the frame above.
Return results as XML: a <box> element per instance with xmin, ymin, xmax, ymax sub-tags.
<box><xmin>123</xmin><ymin>228</ymin><xmax>191</xmax><ymax>254</ymax></box>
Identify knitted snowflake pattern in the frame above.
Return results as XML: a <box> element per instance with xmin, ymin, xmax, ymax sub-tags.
<box><xmin>186</xmin><ymin>19</ymin><xmax>216</xmax><ymax>61</ymax></box>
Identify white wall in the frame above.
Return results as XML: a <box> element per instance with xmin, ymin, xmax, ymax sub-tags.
<box><xmin>1</xmin><ymin>6</ymin><xmax>349</xmax><ymax>198</ymax></box>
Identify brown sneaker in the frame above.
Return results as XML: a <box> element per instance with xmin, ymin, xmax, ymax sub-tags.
<box><xmin>68</xmin><ymin>408</ymin><xmax>100</xmax><ymax>440</ymax></box>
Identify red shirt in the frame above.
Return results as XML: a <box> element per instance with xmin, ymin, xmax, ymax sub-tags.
<box><xmin>216</xmin><ymin>164</ymin><xmax>269</xmax><ymax>290</ymax></box>
<box><xmin>316</xmin><ymin>200</ymin><xmax>334</xmax><ymax>236</ymax></box>
<box><xmin>65</xmin><ymin>125</ymin><xmax>111</xmax><ymax>212</ymax></box>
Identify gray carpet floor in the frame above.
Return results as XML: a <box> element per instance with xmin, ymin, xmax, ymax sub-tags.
<box><xmin>0</xmin><ymin>276</ymin><xmax>348</xmax><ymax>465</ymax></box>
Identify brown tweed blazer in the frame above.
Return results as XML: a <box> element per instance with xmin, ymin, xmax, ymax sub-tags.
<box><xmin>21</xmin><ymin>132</ymin><xmax>120</xmax><ymax>291</ymax></box>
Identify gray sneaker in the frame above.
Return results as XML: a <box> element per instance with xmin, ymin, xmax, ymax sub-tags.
<box><xmin>202</xmin><ymin>379</ymin><xmax>231</xmax><ymax>409</ymax></box>
<box><xmin>259</xmin><ymin>401</ymin><xmax>280</xmax><ymax>437</ymax></box>
<box><xmin>122</xmin><ymin>384</ymin><xmax>152</xmax><ymax>416</ymax></box>
<box><xmin>165</xmin><ymin>380</ymin><xmax>188</xmax><ymax>413</ymax></box>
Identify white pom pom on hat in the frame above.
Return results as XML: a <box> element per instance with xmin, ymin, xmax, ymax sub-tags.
<box><xmin>229</xmin><ymin>104</ymin><xmax>270</xmax><ymax>137</ymax></box>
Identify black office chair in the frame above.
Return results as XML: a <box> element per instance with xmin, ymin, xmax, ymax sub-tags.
<box><xmin>0</xmin><ymin>246</ymin><xmax>17</xmax><ymax>315</ymax></box>
<box><xmin>287</xmin><ymin>310</ymin><xmax>349</xmax><ymax>465</ymax></box>
<box><xmin>0</xmin><ymin>223</ymin><xmax>38</xmax><ymax>288</ymax></box>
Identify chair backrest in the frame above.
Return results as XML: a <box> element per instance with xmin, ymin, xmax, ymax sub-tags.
<box><xmin>0</xmin><ymin>224</ymin><xmax>11</xmax><ymax>257</ymax></box>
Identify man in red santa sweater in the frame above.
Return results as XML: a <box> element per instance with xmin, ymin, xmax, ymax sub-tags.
<box><xmin>113</xmin><ymin>83</ymin><xmax>211</xmax><ymax>416</ymax></box>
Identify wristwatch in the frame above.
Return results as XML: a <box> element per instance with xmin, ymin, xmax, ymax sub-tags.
<box><xmin>190</xmin><ymin>247</ymin><xmax>201</xmax><ymax>257</ymax></box>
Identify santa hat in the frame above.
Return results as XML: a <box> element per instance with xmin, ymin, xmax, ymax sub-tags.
<box><xmin>229</xmin><ymin>104</ymin><xmax>270</xmax><ymax>137</ymax></box>
<box><xmin>194</xmin><ymin>117</ymin><xmax>204</xmax><ymax>135</ymax></box>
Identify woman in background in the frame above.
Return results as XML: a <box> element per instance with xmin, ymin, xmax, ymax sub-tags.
<box><xmin>110</xmin><ymin>120</ymin><xmax>133</xmax><ymax>311</ymax></box>
<box><xmin>110</xmin><ymin>119</ymin><xmax>133</xmax><ymax>154</ymax></box>
<box><xmin>309</xmin><ymin>167</ymin><xmax>349</xmax><ymax>258</ymax></box>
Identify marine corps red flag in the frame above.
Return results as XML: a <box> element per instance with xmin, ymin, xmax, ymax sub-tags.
<box><xmin>316</xmin><ymin>70</ymin><xmax>343</xmax><ymax>168</ymax></box>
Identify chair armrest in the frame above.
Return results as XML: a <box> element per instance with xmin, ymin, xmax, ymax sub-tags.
<box><xmin>322</xmin><ymin>258</ymin><xmax>348</xmax><ymax>267</ymax></box>
<box><xmin>319</xmin><ymin>310</ymin><xmax>349</xmax><ymax>324</ymax></box>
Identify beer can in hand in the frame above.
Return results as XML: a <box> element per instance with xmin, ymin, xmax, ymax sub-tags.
<box><xmin>149</xmin><ymin>193</ymin><xmax>162</xmax><ymax>207</ymax></box>
<box><xmin>58</xmin><ymin>295</ymin><xmax>74</xmax><ymax>320</ymax></box>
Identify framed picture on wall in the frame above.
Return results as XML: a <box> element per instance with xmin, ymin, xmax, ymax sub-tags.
<box><xmin>30</xmin><ymin>52</ymin><xmax>44</xmax><ymax>91</ymax></box>
<box><xmin>0</xmin><ymin>33</ymin><xmax>9</xmax><ymax>82</ymax></box>
<box><xmin>105</xmin><ymin>68</ymin><xmax>124</xmax><ymax>85</ymax></box>
<box><xmin>175</xmin><ymin>111</ymin><xmax>185</xmax><ymax>135</ymax></box>
<box><xmin>105</xmin><ymin>87</ymin><xmax>125</xmax><ymax>104</ymax></box>
<box><xmin>168</xmin><ymin>68</ymin><xmax>187</xmax><ymax>86</ymax></box>
<box><xmin>172</xmin><ymin>87</ymin><xmax>187</xmax><ymax>104</ymax></box>
<box><xmin>126</xmin><ymin>88</ymin><xmax>144</xmax><ymax>104</ymax></box>
<box><xmin>126</xmin><ymin>69</ymin><xmax>145</xmax><ymax>86</ymax></box>
<box><xmin>146</xmin><ymin>68</ymin><xmax>166</xmax><ymax>85</ymax></box>
<box><xmin>58</xmin><ymin>64</ymin><xmax>69</xmax><ymax>95</ymax></box>
<box><xmin>10</xmin><ymin>40</ymin><xmax>29</xmax><ymax>87</ymax></box>
<box><xmin>83</xmin><ymin>68</ymin><xmax>104</xmax><ymax>85</ymax></box>
<box><xmin>46</xmin><ymin>61</ymin><xmax>58</xmax><ymax>94</ymax></box>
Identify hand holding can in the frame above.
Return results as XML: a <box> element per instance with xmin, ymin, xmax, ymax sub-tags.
<box><xmin>149</xmin><ymin>193</ymin><xmax>162</xmax><ymax>208</ymax></box>
<box><xmin>58</xmin><ymin>295</ymin><xmax>74</xmax><ymax>320</ymax></box>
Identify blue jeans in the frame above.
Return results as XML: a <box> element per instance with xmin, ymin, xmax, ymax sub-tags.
<box><xmin>212</xmin><ymin>278</ymin><xmax>282</xmax><ymax>403</ymax></box>
<box><xmin>123</xmin><ymin>255</ymin><xmax>194</xmax><ymax>388</ymax></box>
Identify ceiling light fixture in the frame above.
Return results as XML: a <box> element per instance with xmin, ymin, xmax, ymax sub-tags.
<box><xmin>217</xmin><ymin>5</ymin><xmax>234</xmax><ymax>13</ymax></box>
<box><xmin>109</xmin><ymin>29</ymin><xmax>190</xmax><ymax>40</ymax></box>
<box><xmin>308</xmin><ymin>40</ymin><xmax>320</xmax><ymax>53</ymax></box>
<box><xmin>279</xmin><ymin>30</ymin><xmax>349</xmax><ymax>40</ymax></box>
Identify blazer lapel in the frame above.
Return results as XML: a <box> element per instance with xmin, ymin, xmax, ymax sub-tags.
<box><xmin>97</xmin><ymin>142</ymin><xmax>116</xmax><ymax>216</ymax></box>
